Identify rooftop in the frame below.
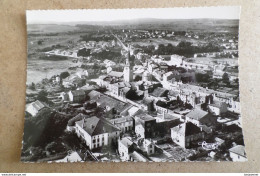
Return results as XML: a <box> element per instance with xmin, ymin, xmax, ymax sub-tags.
<box><xmin>110</xmin><ymin>116</ymin><xmax>133</xmax><ymax>125</ymax></box>
<box><xmin>136</xmin><ymin>114</ymin><xmax>155</xmax><ymax>122</ymax></box>
<box><xmin>129</xmin><ymin>151</ymin><xmax>149</xmax><ymax>162</ymax></box>
<box><xmin>68</xmin><ymin>113</ymin><xmax>88</xmax><ymax>126</ymax></box>
<box><xmin>71</xmin><ymin>90</ymin><xmax>85</xmax><ymax>97</ymax></box>
<box><xmin>229</xmin><ymin>145</ymin><xmax>246</xmax><ymax>157</ymax></box>
<box><xmin>151</xmin><ymin>87</ymin><xmax>168</xmax><ymax>97</ymax></box>
<box><xmin>108</xmin><ymin>71</ymin><xmax>124</xmax><ymax>78</ymax></box>
<box><xmin>171</xmin><ymin>122</ymin><xmax>202</xmax><ymax>136</ymax></box>
<box><xmin>186</xmin><ymin>108</ymin><xmax>208</xmax><ymax>120</ymax></box>
<box><xmin>27</xmin><ymin>100</ymin><xmax>46</xmax><ymax>112</ymax></box>
<box><xmin>76</xmin><ymin>116</ymin><xmax>120</xmax><ymax>136</ymax></box>
<box><xmin>119</xmin><ymin>137</ymin><xmax>134</xmax><ymax>148</ymax></box>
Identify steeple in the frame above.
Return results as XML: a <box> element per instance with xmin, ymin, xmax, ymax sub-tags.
<box><xmin>125</xmin><ymin>49</ymin><xmax>130</xmax><ymax>66</ymax></box>
<box><xmin>123</xmin><ymin>46</ymin><xmax>133</xmax><ymax>82</ymax></box>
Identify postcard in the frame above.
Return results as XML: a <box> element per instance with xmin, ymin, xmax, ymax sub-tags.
<box><xmin>22</xmin><ymin>7</ymin><xmax>246</xmax><ymax>162</ymax></box>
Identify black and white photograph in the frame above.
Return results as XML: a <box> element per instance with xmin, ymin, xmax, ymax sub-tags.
<box><xmin>22</xmin><ymin>7</ymin><xmax>246</xmax><ymax>162</ymax></box>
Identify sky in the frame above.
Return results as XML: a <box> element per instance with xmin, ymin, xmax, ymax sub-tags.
<box><xmin>26</xmin><ymin>6</ymin><xmax>240</xmax><ymax>24</ymax></box>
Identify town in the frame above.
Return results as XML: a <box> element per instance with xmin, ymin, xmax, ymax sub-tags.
<box><xmin>22</xmin><ymin>20</ymin><xmax>246</xmax><ymax>162</ymax></box>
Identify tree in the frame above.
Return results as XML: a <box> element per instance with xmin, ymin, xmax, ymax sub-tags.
<box><xmin>37</xmin><ymin>40</ymin><xmax>43</xmax><ymax>45</ymax></box>
<box><xmin>222</xmin><ymin>72</ymin><xmax>230</xmax><ymax>84</ymax></box>
<box><xmin>29</xmin><ymin>82</ymin><xmax>36</xmax><ymax>90</ymax></box>
<box><xmin>195</xmin><ymin>73</ymin><xmax>210</xmax><ymax>83</ymax></box>
<box><xmin>60</xmin><ymin>71</ymin><xmax>70</xmax><ymax>79</ymax></box>
<box><xmin>36</xmin><ymin>90</ymin><xmax>48</xmax><ymax>103</ymax></box>
<box><xmin>134</xmin><ymin>75</ymin><xmax>142</xmax><ymax>81</ymax></box>
<box><xmin>178</xmin><ymin>41</ymin><xmax>192</xmax><ymax>48</ymax></box>
<box><xmin>77</xmin><ymin>48</ymin><xmax>91</xmax><ymax>57</ymax></box>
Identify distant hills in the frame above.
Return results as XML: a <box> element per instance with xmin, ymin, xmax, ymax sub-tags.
<box><xmin>27</xmin><ymin>18</ymin><xmax>239</xmax><ymax>34</ymax></box>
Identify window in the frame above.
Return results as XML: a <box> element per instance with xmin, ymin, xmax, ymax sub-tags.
<box><xmin>93</xmin><ymin>139</ymin><xmax>95</xmax><ymax>143</ymax></box>
<box><xmin>150</xmin><ymin>145</ymin><xmax>153</xmax><ymax>149</ymax></box>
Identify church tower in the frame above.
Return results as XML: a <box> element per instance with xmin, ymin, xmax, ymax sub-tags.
<box><xmin>123</xmin><ymin>49</ymin><xmax>133</xmax><ymax>82</ymax></box>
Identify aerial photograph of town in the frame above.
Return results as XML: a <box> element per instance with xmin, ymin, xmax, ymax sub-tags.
<box><xmin>22</xmin><ymin>7</ymin><xmax>247</xmax><ymax>162</ymax></box>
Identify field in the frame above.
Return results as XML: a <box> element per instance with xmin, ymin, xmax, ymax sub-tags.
<box><xmin>26</xmin><ymin>57</ymin><xmax>80</xmax><ymax>84</ymax></box>
<box><xmin>130</xmin><ymin>36</ymin><xmax>208</xmax><ymax>47</ymax></box>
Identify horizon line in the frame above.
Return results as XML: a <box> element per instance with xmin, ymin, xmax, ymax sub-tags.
<box><xmin>27</xmin><ymin>17</ymin><xmax>239</xmax><ymax>25</ymax></box>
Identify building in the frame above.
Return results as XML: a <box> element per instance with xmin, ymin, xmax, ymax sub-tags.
<box><xmin>109</xmin><ymin>116</ymin><xmax>134</xmax><ymax>133</ymax></box>
<box><xmin>185</xmin><ymin>108</ymin><xmax>217</xmax><ymax>132</ymax></box>
<box><xmin>134</xmin><ymin>114</ymin><xmax>157</xmax><ymax>138</ymax></box>
<box><xmin>150</xmin><ymin>87</ymin><xmax>168</xmax><ymax>99</ymax></box>
<box><xmin>123</xmin><ymin>50</ymin><xmax>133</xmax><ymax>82</ymax></box>
<box><xmin>171</xmin><ymin>122</ymin><xmax>204</xmax><ymax>148</ymax></box>
<box><xmin>143</xmin><ymin>139</ymin><xmax>155</xmax><ymax>155</ymax></box>
<box><xmin>26</xmin><ymin>100</ymin><xmax>47</xmax><ymax>117</ymax></box>
<box><xmin>75</xmin><ymin>116</ymin><xmax>120</xmax><ymax>150</ymax></box>
<box><xmin>62</xmin><ymin>75</ymin><xmax>86</xmax><ymax>88</ymax></box>
<box><xmin>229</xmin><ymin>145</ymin><xmax>247</xmax><ymax>161</ymax></box>
<box><xmin>68</xmin><ymin>90</ymin><xmax>86</xmax><ymax>103</ymax></box>
<box><xmin>129</xmin><ymin>151</ymin><xmax>149</xmax><ymax>162</ymax></box>
<box><xmin>208</xmin><ymin>101</ymin><xmax>228</xmax><ymax>115</ymax></box>
<box><xmin>55</xmin><ymin>151</ymin><xmax>83</xmax><ymax>163</ymax></box>
<box><xmin>75</xmin><ymin>68</ymin><xmax>89</xmax><ymax>78</ymax></box>
<box><xmin>169</xmin><ymin>54</ymin><xmax>184</xmax><ymax>67</ymax></box>
<box><xmin>67</xmin><ymin>113</ymin><xmax>88</xmax><ymax>132</ymax></box>
<box><xmin>118</xmin><ymin>137</ymin><xmax>136</xmax><ymax>161</ymax></box>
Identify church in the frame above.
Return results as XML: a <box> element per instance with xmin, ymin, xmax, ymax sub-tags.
<box><xmin>123</xmin><ymin>49</ymin><xmax>134</xmax><ymax>82</ymax></box>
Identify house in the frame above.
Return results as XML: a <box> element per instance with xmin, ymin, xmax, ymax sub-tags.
<box><xmin>62</xmin><ymin>75</ymin><xmax>86</xmax><ymax>88</ymax></box>
<box><xmin>150</xmin><ymin>87</ymin><xmax>169</xmax><ymax>98</ymax></box>
<box><xmin>68</xmin><ymin>90</ymin><xmax>86</xmax><ymax>103</ymax></box>
<box><xmin>55</xmin><ymin>151</ymin><xmax>83</xmax><ymax>163</ymax></box>
<box><xmin>96</xmin><ymin>93</ymin><xmax>130</xmax><ymax>115</ymax></box>
<box><xmin>229</xmin><ymin>145</ymin><xmax>247</xmax><ymax>161</ymax></box>
<box><xmin>75</xmin><ymin>69</ymin><xmax>89</xmax><ymax>78</ymax></box>
<box><xmin>60</xmin><ymin>92</ymin><xmax>69</xmax><ymax>101</ymax></box>
<box><xmin>169</xmin><ymin>55</ymin><xmax>184</xmax><ymax>67</ymax></box>
<box><xmin>143</xmin><ymin>139</ymin><xmax>155</xmax><ymax>155</ymax></box>
<box><xmin>171</xmin><ymin>122</ymin><xmax>204</xmax><ymax>148</ymax></box>
<box><xmin>75</xmin><ymin>116</ymin><xmax>120</xmax><ymax>150</ymax></box>
<box><xmin>26</xmin><ymin>100</ymin><xmax>47</xmax><ymax>117</ymax></box>
<box><xmin>134</xmin><ymin>114</ymin><xmax>157</xmax><ymax>139</ymax></box>
<box><xmin>208</xmin><ymin>101</ymin><xmax>228</xmax><ymax>115</ymax></box>
<box><xmin>215</xmin><ymin>137</ymin><xmax>225</xmax><ymax>146</ymax></box>
<box><xmin>163</xmin><ymin>72</ymin><xmax>174</xmax><ymax>82</ymax></box>
<box><xmin>104</xmin><ymin>59</ymin><xmax>116</xmax><ymax>67</ymax></box>
<box><xmin>127</xmin><ymin>106</ymin><xmax>142</xmax><ymax>117</ymax></box>
<box><xmin>118</xmin><ymin>137</ymin><xmax>136</xmax><ymax>161</ymax></box>
<box><xmin>67</xmin><ymin>113</ymin><xmax>88</xmax><ymax>132</ymax></box>
<box><xmin>129</xmin><ymin>151</ymin><xmax>149</xmax><ymax>162</ymax></box>
<box><xmin>109</xmin><ymin>116</ymin><xmax>134</xmax><ymax>133</ymax></box>
<box><xmin>107</xmin><ymin>71</ymin><xmax>124</xmax><ymax>78</ymax></box>
<box><xmin>186</xmin><ymin>108</ymin><xmax>217</xmax><ymax>129</ymax></box>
